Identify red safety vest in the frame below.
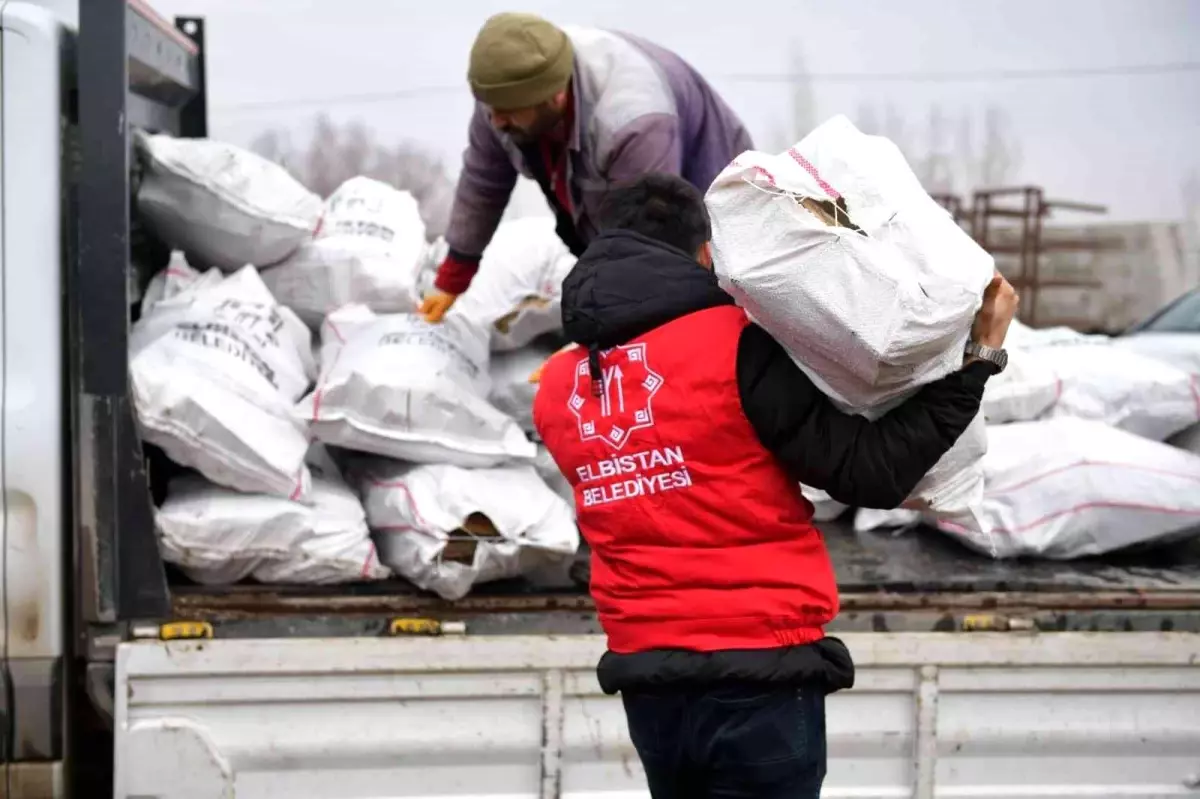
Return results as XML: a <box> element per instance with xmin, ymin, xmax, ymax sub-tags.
<box><xmin>534</xmin><ymin>305</ymin><xmax>839</xmax><ymax>654</ymax></box>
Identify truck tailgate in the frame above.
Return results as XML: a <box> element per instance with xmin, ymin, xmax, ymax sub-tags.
<box><xmin>114</xmin><ymin>632</ymin><xmax>1200</xmax><ymax>799</ymax></box>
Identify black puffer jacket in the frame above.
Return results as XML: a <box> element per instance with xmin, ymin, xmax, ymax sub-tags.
<box><xmin>559</xmin><ymin>229</ymin><xmax>994</xmax><ymax>693</ymax></box>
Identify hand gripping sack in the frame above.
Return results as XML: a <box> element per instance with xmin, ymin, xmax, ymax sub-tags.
<box><xmin>261</xmin><ymin>177</ymin><xmax>429</xmax><ymax>327</ymax></box>
<box><xmin>454</xmin><ymin>217</ymin><xmax>577</xmax><ymax>351</ymax></box>
<box><xmin>130</xmin><ymin>265</ymin><xmax>317</xmax><ymax>499</ymax></box>
<box><xmin>298</xmin><ymin>305</ymin><xmax>536</xmax><ymax>466</ymax></box>
<box><xmin>156</xmin><ymin>456</ymin><xmax>388</xmax><ymax>585</ymax></box>
<box><xmin>135</xmin><ymin>133</ymin><xmax>322</xmax><ymax>271</ymax></box>
<box><xmin>357</xmin><ymin>459</ymin><xmax>579</xmax><ymax>600</ymax></box>
<box><xmin>706</xmin><ymin>115</ymin><xmax>995</xmax><ymax>409</ymax></box>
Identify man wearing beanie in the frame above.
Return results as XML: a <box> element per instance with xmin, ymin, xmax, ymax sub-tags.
<box><xmin>419</xmin><ymin>13</ymin><xmax>753</xmax><ymax>322</ymax></box>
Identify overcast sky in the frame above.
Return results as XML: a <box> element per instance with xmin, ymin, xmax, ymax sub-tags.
<box><xmin>144</xmin><ymin>0</ymin><xmax>1200</xmax><ymax>223</ymax></box>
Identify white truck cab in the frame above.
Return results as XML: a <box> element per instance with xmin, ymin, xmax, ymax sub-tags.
<box><xmin>2</xmin><ymin>2</ymin><xmax>1200</xmax><ymax>797</ymax></box>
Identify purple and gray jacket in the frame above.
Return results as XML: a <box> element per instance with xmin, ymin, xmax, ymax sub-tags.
<box><xmin>435</xmin><ymin>26</ymin><xmax>754</xmax><ymax>295</ymax></box>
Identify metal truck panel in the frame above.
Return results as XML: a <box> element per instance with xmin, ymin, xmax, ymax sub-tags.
<box><xmin>114</xmin><ymin>633</ymin><xmax>1200</xmax><ymax>798</ymax></box>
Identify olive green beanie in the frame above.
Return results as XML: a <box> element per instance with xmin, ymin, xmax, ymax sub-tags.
<box><xmin>468</xmin><ymin>13</ymin><xmax>574</xmax><ymax>110</ymax></box>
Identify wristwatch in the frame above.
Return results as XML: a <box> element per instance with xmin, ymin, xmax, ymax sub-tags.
<box><xmin>964</xmin><ymin>341</ymin><xmax>1008</xmax><ymax>373</ymax></box>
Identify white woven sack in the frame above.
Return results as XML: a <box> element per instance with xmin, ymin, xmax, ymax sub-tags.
<box><xmin>1113</xmin><ymin>332</ymin><xmax>1200</xmax><ymax>379</ymax></box>
<box><xmin>131</xmin><ymin>265</ymin><xmax>316</xmax><ymax>499</ymax></box>
<box><xmin>455</xmin><ymin>217</ymin><xmax>577</xmax><ymax>351</ymax></box>
<box><xmin>1034</xmin><ymin>342</ymin><xmax>1197</xmax><ymax>441</ymax></box>
<box><xmin>855</xmin><ymin>418</ymin><xmax>1200</xmax><ymax>559</ymax></box>
<box><xmin>488</xmin><ymin>344</ymin><xmax>560</xmax><ymax>433</ymax></box>
<box><xmin>707</xmin><ymin>115</ymin><xmax>994</xmax><ymax>409</ymax></box>
<box><xmin>1005</xmin><ymin>319</ymin><xmax>1106</xmax><ymax>349</ymax></box>
<box><xmin>298</xmin><ymin>305</ymin><xmax>536</xmax><ymax>466</ymax></box>
<box><xmin>706</xmin><ymin>115</ymin><xmax>993</xmax><ymax>527</ymax></box>
<box><xmin>534</xmin><ymin>445</ymin><xmax>575</xmax><ymax>508</ymax></box>
<box><xmin>944</xmin><ymin>419</ymin><xmax>1200</xmax><ymax>558</ymax></box>
<box><xmin>156</xmin><ymin>463</ymin><xmax>388</xmax><ymax>586</ymax></box>
<box><xmin>136</xmin><ymin>133</ymin><xmax>322</xmax><ymax>271</ymax></box>
<box><xmin>980</xmin><ymin>347</ymin><xmax>1062</xmax><ymax>424</ymax></box>
<box><xmin>261</xmin><ymin>177</ymin><xmax>428</xmax><ymax>327</ymax></box>
<box><xmin>357</xmin><ymin>460</ymin><xmax>578</xmax><ymax>600</ymax></box>
<box><xmin>800</xmin><ymin>485</ymin><xmax>849</xmax><ymax>522</ymax></box>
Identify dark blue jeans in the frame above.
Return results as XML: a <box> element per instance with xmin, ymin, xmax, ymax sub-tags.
<box><xmin>622</xmin><ymin>684</ymin><xmax>826</xmax><ymax>798</ymax></box>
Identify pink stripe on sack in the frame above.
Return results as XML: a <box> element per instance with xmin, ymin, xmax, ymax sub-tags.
<box><xmin>986</xmin><ymin>459</ymin><xmax>1200</xmax><ymax>497</ymax></box>
<box><xmin>309</xmin><ymin>347</ymin><xmax>345</xmax><ymax>422</ymax></box>
<box><xmin>1190</xmin><ymin>374</ymin><xmax>1200</xmax><ymax>419</ymax></box>
<box><xmin>941</xmin><ymin>501</ymin><xmax>1200</xmax><ymax>537</ymax></box>
<box><xmin>367</xmin><ymin>479</ymin><xmax>433</xmax><ymax>531</ymax></box>
<box><xmin>361</xmin><ymin>540</ymin><xmax>378</xmax><ymax>578</ymax></box>
<box><xmin>1044</xmin><ymin>377</ymin><xmax>1064</xmax><ymax>413</ymax></box>
<box><xmin>744</xmin><ymin>164</ymin><xmax>778</xmax><ymax>187</ymax></box>
<box><xmin>325</xmin><ymin>318</ymin><xmax>348</xmax><ymax>344</ymax></box>
<box><xmin>289</xmin><ymin>470</ymin><xmax>305</xmax><ymax>501</ymax></box>
<box><xmin>786</xmin><ymin>148</ymin><xmax>841</xmax><ymax>200</ymax></box>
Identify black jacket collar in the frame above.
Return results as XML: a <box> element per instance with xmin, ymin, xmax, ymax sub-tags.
<box><xmin>561</xmin><ymin>230</ymin><xmax>734</xmax><ymax>349</ymax></box>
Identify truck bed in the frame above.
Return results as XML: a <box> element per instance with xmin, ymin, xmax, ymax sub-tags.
<box><xmin>168</xmin><ymin>520</ymin><xmax>1200</xmax><ymax>637</ymax></box>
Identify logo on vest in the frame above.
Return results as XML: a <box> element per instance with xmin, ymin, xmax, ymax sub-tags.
<box><xmin>568</xmin><ymin>343</ymin><xmax>663</xmax><ymax>450</ymax></box>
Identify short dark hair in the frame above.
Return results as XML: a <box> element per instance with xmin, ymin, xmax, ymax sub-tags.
<box><xmin>598</xmin><ymin>173</ymin><xmax>711</xmax><ymax>254</ymax></box>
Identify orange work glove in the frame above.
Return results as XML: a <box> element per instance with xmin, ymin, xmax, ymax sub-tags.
<box><xmin>529</xmin><ymin>343</ymin><xmax>580</xmax><ymax>384</ymax></box>
<box><xmin>418</xmin><ymin>290</ymin><xmax>459</xmax><ymax>324</ymax></box>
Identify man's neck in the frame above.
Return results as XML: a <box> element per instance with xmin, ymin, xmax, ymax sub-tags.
<box><xmin>545</xmin><ymin>83</ymin><xmax>575</xmax><ymax>146</ymax></box>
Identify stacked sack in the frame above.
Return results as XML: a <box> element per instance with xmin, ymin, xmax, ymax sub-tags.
<box><xmin>706</xmin><ymin>115</ymin><xmax>995</xmax><ymax>539</ymax></box>
<box><xmin>854</xmin><ymin>319</ymin><xmax>1200</xmax><ymax>559</ymax></box>
<box><xmin>292</xmin><ymin>210</ymin><xmax>581</xmax><ymax>597</ymax></box>
<box><xmin>133</xmin><ymin>135</ymin><xmax>579</xmax><ymax>593</ymax></box>
<box><xmin>261</xmin><ymin>176</ymin><xmax>430</xmax><ymax>328</ymax></box>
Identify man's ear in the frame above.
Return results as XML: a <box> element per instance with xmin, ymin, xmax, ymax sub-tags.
<box><xmin>552</xmin><ymin>88</ymin><xmax>570</xmax><ymax>111</ymax></box>
<box><xmin>696</xmin><ymin>241</ymin><xmax>714</xmax><ymax>269</ymax></box>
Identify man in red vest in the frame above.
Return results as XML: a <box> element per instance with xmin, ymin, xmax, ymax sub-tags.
<box><xmin>533</xmin><ymin>173</ymin><xmax>1017</xmax><ymax>797</ymax></box>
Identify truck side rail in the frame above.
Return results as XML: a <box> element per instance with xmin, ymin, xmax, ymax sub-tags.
<box><xmin>74</xmin><ymin>0</ymin><xmax>207</xmax><ymax>625</ymax></box>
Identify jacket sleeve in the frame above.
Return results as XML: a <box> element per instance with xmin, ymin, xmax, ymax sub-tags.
<box><xmin>444</xmin><ymin>105</ymin><xmax>519</xmax><ymax>262</ymax></box>
<box><xmin>603</xmin><ymin>113</ymin><xmax>683</xmax><ymax>183</ymax></box>
<box><xmin>736</xmin><ymin>323</ymin><xmax>992</xmax><ymax>509</ymax></box>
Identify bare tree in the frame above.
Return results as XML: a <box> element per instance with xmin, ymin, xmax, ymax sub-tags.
<box><xmin>1180</xmin><ymin>170</ymin><xmax>1199</xmax><ymax>218</ymax></box>
<box><xmin>249</xmin><ymin>128</ymin><xmax>296</xmax><ymax>173</ymax></box>
<box><xmin>978</xmin><ymin>107</ymin><xmax>1022</xmax><ymax>188</ymax></box>
<box><xmin>771</xmin><ymin>41</ymin><xmax>819</xmax><ymax>149</ymax></box>
<box><xmin>854</xmin><ymin>102</ymin><xmax>1021</xmax><ymax>195</ymax></box>
<box><xmin>855</xmin><ymin>102</ymin><xmax>880</xmax><ymax>138</ymax></box>
<box><xmin>249</xmin><ymin>115</ymin><xmax>454</xmax><ymax>239</ymax></box>
<box><xmin>300</xmin><ymin>114</ymin><xmax>344</xmax><ymax>199</ymax></box>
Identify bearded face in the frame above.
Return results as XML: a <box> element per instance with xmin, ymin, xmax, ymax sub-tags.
<box><xmin>488</xmin><ymin>100</ymin><xmax>565</xmax><ymax>145</ymax></box>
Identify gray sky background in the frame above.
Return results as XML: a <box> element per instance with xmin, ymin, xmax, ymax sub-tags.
<box><xmin>148</xmin><ymin>0</ymin><xmax>1200</xmax><ymax>223</ymax></box>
